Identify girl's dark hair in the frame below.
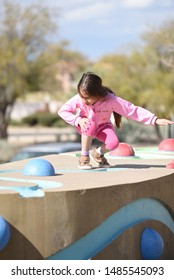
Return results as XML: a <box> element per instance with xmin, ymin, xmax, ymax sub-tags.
<box><xmin>77</xmin><ymin>72</ymin><xmax>122</xmax><ymax>128</ymax></box>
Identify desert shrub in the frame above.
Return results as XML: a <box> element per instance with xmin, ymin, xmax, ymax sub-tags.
<box><xmin>22</xmin><ymin>114</ymin><xmax>38</xmax><ymax>126</ymax></box>
<box><xmin>21</xmin><ymin>112</ymin><xmax>65</xmax><ymax>127</ymax></box>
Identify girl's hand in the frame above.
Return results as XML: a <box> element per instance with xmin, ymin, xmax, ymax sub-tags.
<box><xmin>155</xmin><ymin>118</ymin><xmax>174</xmax><ymax>126</ymax></box>
<box><xmin>78</xmin><ymin>118</ymin><xmax>91</xmax><ymax>131</ymax></box>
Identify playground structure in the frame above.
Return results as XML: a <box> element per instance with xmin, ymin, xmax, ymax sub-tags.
<box><xmin>0</xmin><ymin>143</ymin><xmax>174</xmax><ymax>260</ymax></box>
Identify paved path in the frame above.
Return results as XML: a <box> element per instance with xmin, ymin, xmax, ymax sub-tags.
<box><xmin>8</xmin><ymin>126</ymin><xmax>79</xmax><ymax>144</ymax></box>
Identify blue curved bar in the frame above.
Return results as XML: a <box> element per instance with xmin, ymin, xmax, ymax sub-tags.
<box><xmin>48</xmin><ymin>198</ymin><xmax>174</xmax><ymax>260</ymax></box>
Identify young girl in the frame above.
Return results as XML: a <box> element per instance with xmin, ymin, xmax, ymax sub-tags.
<box><xmin>58</xmin><ymin>72</ymin><xmax>173</xmax><ymax>169</ymax></box>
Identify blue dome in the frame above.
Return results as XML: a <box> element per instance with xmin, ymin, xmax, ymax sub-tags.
<box><xmin>23</xmin><ymin>158</ymin><xmax>55</xmax><ymax>176</ymax></box>
<box><xmin>0</xmin><ymin>216</ymin><xmax>11</xmax><ymax>251</ymax></box>
<box><xmin>141</xmin><ymin>228</ymin><xmax>164</xmax><ymax>260</ymax></box>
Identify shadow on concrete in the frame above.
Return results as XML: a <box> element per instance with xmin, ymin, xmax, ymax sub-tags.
<box><xmin>0</xmin><ymin>224</ymin><xmax>43</xmax><ymax>260</ymax></box>
<box><xmin>111</xmin><ymin>164</ymin><xmax>166</xmax><ymax>169</ymax></box>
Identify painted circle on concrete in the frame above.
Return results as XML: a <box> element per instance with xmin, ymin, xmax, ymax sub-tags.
<box><xmin>23</xmin><ymin>158</ymin><xmax>55</xmax><ymax>176</ymax></box>
<box><xmin>0</xmin><ymin>216</ymin><xmax>11</xmax><ymax>251</ymax></box>
<box><xmin>140</xmin><ymin>228</ymin><xmax>164</xmax><ymax>260</ymax></box>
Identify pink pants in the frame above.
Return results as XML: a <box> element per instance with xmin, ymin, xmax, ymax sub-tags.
<box><xmin>77</xmin><ymin>123</ymin><xmax>119</xmax><ymax>151</ymax></box>
<box><xmin>95</xmin><ymin>124</ymin><xmax>119</xmax><ymax>150</ymax></box>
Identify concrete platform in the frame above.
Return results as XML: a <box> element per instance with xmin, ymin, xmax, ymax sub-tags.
<box><xmin>0</xmin><ymin>148</ymin><xmax>174</xmax><ymax>260</ymax></box>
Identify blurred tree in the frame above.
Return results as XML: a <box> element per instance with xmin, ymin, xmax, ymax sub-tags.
<box><xmin>92</xmin><ymin>20</ymin><xmax>174</xmax><ymax>139</ymax></box>
<box><xmin>92</xmin><ymin>53</ymin><xmax>148</xmax><ymax>104</ymax></box>
<box><xmin>141</xmin><ymin>20</ymin><xmax>174</xmax><ymax>119</ymax></box>
<box><xmin>142</xmin><ymin>20</ymin><xmax>174</xmax><ymax>71</ymax></box>
<box><xmin>30</xmin><ymin>41</ymin><xmax>88</xmax><ymax>101</ymax></box>
<box><xmin>0</xmin><ymin>1</ymin><xmax>89</xmax><ymax>139</ymax></box>
<box><xmin>0</xmin><ymin>0</ymin><xmax>57</xmax><ymax>138</ymax></box>
<box><xmin>141</xmin><ymin>20</ymin><xmax>174</xmax><ymax>138</ymax></box>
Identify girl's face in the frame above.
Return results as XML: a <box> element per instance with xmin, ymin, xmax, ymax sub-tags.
<box><xmin>80</xmin><ymin>91</ymin><xmax>99</xmax><ymax>105</ymax></box>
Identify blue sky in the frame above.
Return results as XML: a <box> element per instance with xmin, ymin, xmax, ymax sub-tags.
<box><xmin>4</xmin><ymin>0</ymin><xmax>174</xmax><ymax>61</ymax></box>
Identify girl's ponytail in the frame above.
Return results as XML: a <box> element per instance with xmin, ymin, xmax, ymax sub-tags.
<box><xmin>113</xmin><ymin>112</ymin><xmax>122</xmax><ymax>128</ymax></box>
<box><xmin>104</xmin><ymin>87</ymin><xmax>122</xmax><ymax>129</ymax></box>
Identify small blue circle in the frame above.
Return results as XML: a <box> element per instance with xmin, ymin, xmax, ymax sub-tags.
<box><xmin>23</xmin><ymin>158</ymin><xmax>55</xmax><ymax>176</ymax></box>
<box><xmin>141</xmin><ymin>228</ymin><xmax>164</xmax><ymax>260</ymax></box>
<box><xmin>0</xmin><ymin>216</ymin><xmax>11</xmax><ymax>251</ymax></box>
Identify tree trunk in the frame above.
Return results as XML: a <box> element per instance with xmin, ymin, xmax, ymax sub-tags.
<box><xmin>0</xmin><ymin>103</ymin><xmax>13</xmax><ymax>139</ymax></box>
<box><xmin>0</xmin><ymin>110</ymin><xmax>8</xmax><ymax>138</ymax></box>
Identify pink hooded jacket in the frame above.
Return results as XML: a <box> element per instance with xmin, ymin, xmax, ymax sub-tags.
<box><xmin>58</xmin><ymin>93</ymin><xmax>157</xmax><ymax>130</ymax></box>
